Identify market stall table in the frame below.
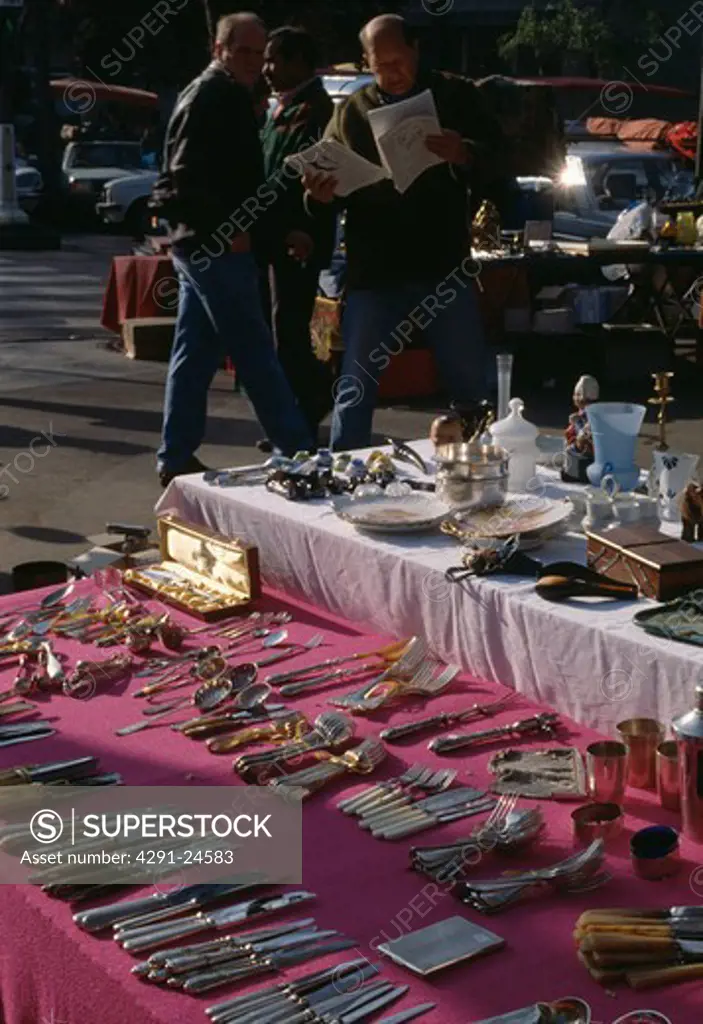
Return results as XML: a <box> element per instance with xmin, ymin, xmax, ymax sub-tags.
<box><xmin>101</xmin><ymin>254</ymin><xmax>176</xmax><ymax>336</ymax></box>
<box><xmin>0</xmin><ymin>581</ymin><xmax>701</xmax><ymax>1024</ymax></box>
<box><xmin>156</xmin><ymin>440</ymin><xmax>703</xmax><ymax>735</ymax></box>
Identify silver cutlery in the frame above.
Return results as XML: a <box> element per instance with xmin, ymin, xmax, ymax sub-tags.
<box><xmin>380</xmin><ymin>692</ymin><xmax>518</xmax><ymax>743</ymax></box>
<box><xmin>430</xmin><ymin>712</ymin><xmax>561</xmax><ymax>755</ymax></box>
<box><xmin>204</xmin><ymin>958</ymin><xmax>378</xmax><ymax>1023</ymax></box>
<box><xmin>117</xmin><ymin>891</ymin><xmax>317</xmax><ymax>953</ymax></box>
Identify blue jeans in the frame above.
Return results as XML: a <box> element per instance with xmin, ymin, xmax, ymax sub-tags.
<box><xmin>330</xmin><ymin>278</ymin><xmax>488</xmax><ymax>451</ymax></box>
<box><xmin>158</xmin><ymin>248</ymin><xmax>313</xmax><ymax>472</ymax></box>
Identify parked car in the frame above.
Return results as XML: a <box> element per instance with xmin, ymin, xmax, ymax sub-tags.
<box><xmin>321</xmin><ymin>73</ymin><xmax>372</xmax><ymax>104</ymax></box>
<box><xmin>96</xmin><ymin>171</ymin><xmax>158</xmax><ymax>236</ymax></box>
<box><xmin>15</xmin><ymin>159</ymin><xmax>43</xmax><ymax>215</ymax></box>
<box><xmin>62</xmin><ymin>141</ymin><xmax>151</xmax><ymax>218</ymax></box>
<box><xmin>553</xmin><ymin>141</ymin><xmax>685</xmax><ymax>240</ymax></box>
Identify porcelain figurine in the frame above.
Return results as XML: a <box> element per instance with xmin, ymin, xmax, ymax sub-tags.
<box><xmin>562</xmin><ymin>375</ymin><xmax>599</xmax><ymax>483</ymax></box>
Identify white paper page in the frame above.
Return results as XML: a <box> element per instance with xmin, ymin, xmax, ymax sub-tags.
<box><xmin>285</xmin><ymin>139</ymin><xmax>389</xmax><ymax>197</ymax></box>
<box><xmin>367</xmin><ymin>89</ymin><xmax>444</xmax><ymax>194</ymax></box>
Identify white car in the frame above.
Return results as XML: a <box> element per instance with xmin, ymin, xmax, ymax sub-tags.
<box><xmin>15</xmin><ymin>159</ymin><xmax>43</xmax><ymax>214</ymax></box>
<box><xmin>97</xmin><ymin>171</ymin><xmax>158</xmax><ymax>236</ymax></box>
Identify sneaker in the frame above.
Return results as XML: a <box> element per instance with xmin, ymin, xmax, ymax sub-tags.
<box><xmin>159</xmin><ymin>456</ymin><xmax>211</xmax><ymax>489</ymax></box>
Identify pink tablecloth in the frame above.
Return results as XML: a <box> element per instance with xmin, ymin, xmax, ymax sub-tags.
<box><xmin>0</xmin><ymin>582</ymin><xmax>700</xmax><ymax>1024</ymax></box>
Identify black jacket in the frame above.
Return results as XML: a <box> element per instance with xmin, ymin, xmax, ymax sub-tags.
<box><xmin>152</xmin><ymin>62</ymin><xmax>265</xmax><ymax>248</ymax></box>
<box><xmin>309</xmin><ymin>70</ymin><xmax>509</xmax><ymax>289</ymax></box>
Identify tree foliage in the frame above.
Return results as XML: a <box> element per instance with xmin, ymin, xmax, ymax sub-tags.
<box><xmin>498</xmin><ymin>0</ymin><xmax>662</xmax><ymax>76</ymax></box>
<box><xmin>53</xmin><ymin>0</ymin><xmax>404</xmax><ymax>88</ymax></box>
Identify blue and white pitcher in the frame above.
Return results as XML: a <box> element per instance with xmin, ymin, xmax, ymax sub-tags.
<box><xmin>648</xmin><ymin>451</ymin><xmax>700</xmax><ymax>523</ymax></box>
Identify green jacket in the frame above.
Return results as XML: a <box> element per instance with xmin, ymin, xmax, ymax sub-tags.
<box><xmin>313</xmin><ymin>69</ymin><xmax>509</xmax><ymax>290</ymax></box>
<box><xmin>260</xmin><ymin>76</ymin><xmax>336</xmax><ymax>266</ymax></box>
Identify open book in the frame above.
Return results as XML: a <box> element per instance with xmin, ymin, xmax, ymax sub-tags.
<box><xmin>286</xmin><ymin>89</ymin><xmax>444</xmax><ymax>196</ymax></box>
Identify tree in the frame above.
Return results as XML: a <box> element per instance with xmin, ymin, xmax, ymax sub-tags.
<box><xmin>499</xmin><ymin>0</ymin><xmax>661</xmax><ymax>77</ymax></box>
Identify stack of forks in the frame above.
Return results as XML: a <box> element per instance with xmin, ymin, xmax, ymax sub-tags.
<box><xmin>455</xmin><ymin>839</ymin><xmax>608</xmax><ymax>914</ymax></box>
<box><xmin>328</xmin><ymin>638</ymin><xmax>460</xmax><ymax>714</ymax></box>
<box><xmin>410</xmin><ymin>795</ymin><xmax>545</xmax><ymax>884</ymax></box>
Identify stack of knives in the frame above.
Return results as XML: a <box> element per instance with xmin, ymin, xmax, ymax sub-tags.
<box><xmin>575</xmin><ymin>906</ymin><xmax>703</xmax><ymax>990</ymax></box>
<box><xmin>204</xmin><ymin>959</ymin><xmax>434</xmax><ymax>1024</ymax></box>
<box><xmin>340</xmin><ymin>784</ymin><xmax>495</xmax><ymax>841</ymax></box>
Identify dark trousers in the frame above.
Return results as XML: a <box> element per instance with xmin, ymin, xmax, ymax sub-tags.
<box><xmin>268</xmin><ymin>256</ymin><xmax>333</xmax><ymax>435</ymax></box>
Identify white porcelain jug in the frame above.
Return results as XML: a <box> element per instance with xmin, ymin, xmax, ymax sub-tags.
<box><xmin>489</xmin><ymin>398</ymin><xmax>540</xmax><ymax>492</ymax></box>
<box><xmin>649</xmin><ymin>451</ymin><xmax>700</xmax><ymax>523</ymax></box>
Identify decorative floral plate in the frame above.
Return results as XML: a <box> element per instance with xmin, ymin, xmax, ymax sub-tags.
<box><xmin>446</xmin><ymin>496</ymin><xmax>573</xmax><ymax>541</ymax></box>
<box><xmin>332</xmin><ymin>493</ymin><xmax>451</xmax><ymax>534</ymax></box>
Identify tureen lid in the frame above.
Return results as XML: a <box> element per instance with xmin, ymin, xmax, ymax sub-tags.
<box><xmin>489</xmin><ymin>398</ymin><xmax>539</xmax><ymax>446</ymax></box>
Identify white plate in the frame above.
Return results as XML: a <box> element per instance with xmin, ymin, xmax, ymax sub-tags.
<box><xmin>451</xmin><ymin>496</ymin><xmax>573</xmax><ymax>540</ymax></box>
<box><xmin>333</xmin><ymin>493</ymin><xmax>451</xmax><ymax>533</ymax></box>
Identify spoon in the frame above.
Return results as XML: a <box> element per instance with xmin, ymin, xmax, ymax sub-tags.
<box><xmin>234</xmin><ymin>681</ymin><xmax>272</xmax><ymax>711</ymax></box>
<box><xmin>228</xmin><ymin>663</ymin><xmax>258</xmax><ymax>690</ymax></box>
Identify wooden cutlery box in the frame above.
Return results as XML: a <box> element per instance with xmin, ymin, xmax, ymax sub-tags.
<box><xmin>586</xmin><ymin>525</ymin><xmax>703</xmax><ymax>601</ymax></box>
<box><xmin>123</xmin><ymin>514</ymin><xmax>261</xmax><ymax>620</ymax></box>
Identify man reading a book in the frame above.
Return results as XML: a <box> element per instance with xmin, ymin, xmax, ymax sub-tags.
<box><xmin>303</xmin><ymin>14</ymin><xmax>507</xmax><ymax>451</ymax></box>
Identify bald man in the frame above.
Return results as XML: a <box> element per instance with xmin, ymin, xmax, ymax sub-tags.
<box><xmin>304</xmin><ymin>15</ymin><xmax>507</xmax><ymax>451</ymax></box>
<box><xmin>154</xmin><ymin>13</ymin><xmax>313</xmax><ymax>485</ymax></box>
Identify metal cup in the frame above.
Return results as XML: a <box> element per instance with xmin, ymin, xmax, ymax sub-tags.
<box><xmin>656</xmin><ymin>740</ymin><xmax>680</xmax><ymax>811</ymax></box>
<box><xmin>585</xmin><ymin>740</ymin><xmax>629</xmax><ymax>804</ymax></box>
<box><xmin>616</xmin><ymin>718</ymin><xmax>665</xmax><ymax>790</ymax></box>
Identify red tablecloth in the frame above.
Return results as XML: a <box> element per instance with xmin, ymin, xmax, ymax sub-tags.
<box><xmin>101</xmin><ymin>255</ymin><xmax>176</xmax><ymax>335</ymax></box>
<box><xmin>0</xmin><ymin>583</ymin><xmax>699</xmax><ymax>1023</ymax></box>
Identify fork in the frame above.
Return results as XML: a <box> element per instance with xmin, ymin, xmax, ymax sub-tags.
<box><xmin>339</xmin><ymin>660</ymin><xmax>436</xmax><ymax>714</ymax></box>
<box><xmin>472</xmin><ymin>793</ymin><xmax>518</xmax><ymax>846</ymax></box>
<box><xmin>328</xmin><ymin>638</ymin><xmax>428</xmax><ymax>710</ymax></box>
<box><xmin>337</xmin><ymin>763</ymin><xmax>427</xmax><ymax>815</ymax></box>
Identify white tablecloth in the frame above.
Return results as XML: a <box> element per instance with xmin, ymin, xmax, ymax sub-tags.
<box><xmin>155</xmin><ymin>441</ymin><xmax>703</xmax><ymax>734</ymax></box>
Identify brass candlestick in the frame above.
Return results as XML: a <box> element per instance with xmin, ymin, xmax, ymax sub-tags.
<box><xmin>648</xmin><ymin>371</ymin><xmax>674</xmax><ymax>451</ymax></box>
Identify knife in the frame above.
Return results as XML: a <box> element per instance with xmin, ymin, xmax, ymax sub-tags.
<box><xmin>150</xmin><ymin>921</ymin><xmax>321</xmax><ymax>981</ymax></box>
<box><xmin>182</xmin><ymin>936</ymin><xmax>358</xmax><ymax>992</ymax></box>
<box><xmin>75</xmin><ymin>883</ymin><xmax>253</xmax><ymax>933</ymax></box>
<box><xmin>375</xmin><ymin>1005</ymin><xmax>436</xmax><ymax>1024</ymax></box>
<box><xmin>119</xmin><ymin>891</ymin><xmax>317</xmax><ymax>952</ymax></box>
<box><xmin>233</xmin><ymin>978</ymin><xmax>390</xmax><ymax>1024</ymax></box>
<box><xmin>173</xmin><ymin>705</ymin><xmax>287</xmax><ymax>734</ymax></box>
<box><xmin>329</xmin><ymin>984</ymin><xmax>409</xmax><ymax>1024</ymax></box>
<box><xmin>205</xmin><ymin>959</ymin><xmax>378</xmax><ymax>1022</ymax></box>
<box><xmin>113</xmin><ymin>884</ymin><xmax>260</xmax><ymax>934</ymax></box>
<box><xmin>0</xmin><ymin>724</ymin><xmax>54</xmax><ymax>747</ymax></box>
<box><xmin>0</xmin><ymin>756</ymin><xmax>101</xmax><ymax>786</ymax></box>
<box><xmin>133</xmin><ymin>919</ymin><xmax>316</xmax><ymax>978</ymax></box>
<box><xmin>262</xmin><ymin>965</ymin><xmax>383</xmax><ymax>1024</ymax></box>
<box><xmin>167</xmin><ymin>929</ymin><xmax>339</xmax><ymax>988</ymax></box>
<box><xmin>270</xmin><ymin>982</ymin><xmax>396</xmax><ymax>1024</ymax></box>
